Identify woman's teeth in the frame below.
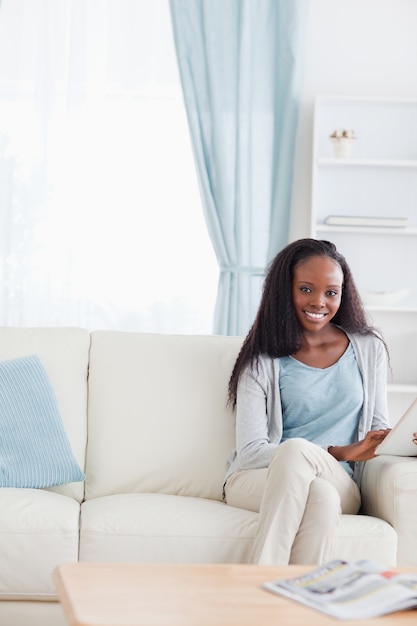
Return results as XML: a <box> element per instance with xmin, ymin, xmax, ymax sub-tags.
<box><xmin>304</xmin><ymin>311</ymin><xmax>326</xmax><ymax>319</ymax></box>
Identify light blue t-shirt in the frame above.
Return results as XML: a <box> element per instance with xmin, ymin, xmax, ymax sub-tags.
<box><xmin>279</xmin><ymin>343</ymin><xmax>363</xmax><ymax>476</ymax></box>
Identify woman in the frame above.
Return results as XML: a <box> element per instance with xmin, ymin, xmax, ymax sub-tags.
<box><xmin>224</xmin><ymin>238</ymin><xmax>395</xmax><ymax>565</ymax></box>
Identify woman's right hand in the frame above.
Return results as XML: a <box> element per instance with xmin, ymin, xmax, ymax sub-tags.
<box><xmin>328</xmin><ymin>429</ymin><xmax>391</xmax><ymax>462</ymax></box>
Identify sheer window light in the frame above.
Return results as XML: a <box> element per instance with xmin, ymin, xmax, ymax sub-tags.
<box><xmin>0</xmin><ymin>0</ymin><xmax>218</xmax><ymax>333</ymax></box>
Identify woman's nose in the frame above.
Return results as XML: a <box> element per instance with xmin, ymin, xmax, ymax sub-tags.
<box><xmin>310</xmin><ymin>294</ymin><xmax>325</xmax><ymax>308</ymax></box>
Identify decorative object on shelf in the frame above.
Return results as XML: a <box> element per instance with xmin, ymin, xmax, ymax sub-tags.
<box><xmin>324</xmin><ymin>215</ymin><xmax>408</xmax><ymax>228</ymax></box>
<box><xmin>360</xmin><ymin>289</ymin><xmax>410</xmax><ymax>307</ymax></box>
<box><xmin>329</xmin><ymin>128</ymin><xmax>357</xmax><ymax>158</ymax></box>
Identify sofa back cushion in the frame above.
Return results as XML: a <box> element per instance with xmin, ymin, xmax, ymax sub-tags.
<box><xmin>0</xmin><ymin>327</ymin><xmax>90</xmax><ymax>502</ymax></box>
<box><xmin>85</xmin><ymin>331</ymin><xmax>243</xmax><ymax>501</ymax></box>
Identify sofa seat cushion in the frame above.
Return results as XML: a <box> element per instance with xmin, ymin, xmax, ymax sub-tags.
<box><xmin>330</xmin><ymin>514</ymin><xmax>397</xmax><ymax>566</ymax></box>
<box><xmin>80</xmin><ymin>495</ymin><xmax>397</xmax><ymax>567</ymax></box>
<box><xmin>80</xmin><ymin>493</ymin><xmax>258</xmax><ymax>564</ymax></box>
<box><xmin>0</xmin><ymin>489</ymin><xmax>80</xmax><ymax>600</ymax></box>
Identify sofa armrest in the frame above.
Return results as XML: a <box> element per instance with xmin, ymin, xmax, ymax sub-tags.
<box><xmin>361</xmin><ymin>455</ymin><xmax>417</xmax><ymax>566</ymax></box>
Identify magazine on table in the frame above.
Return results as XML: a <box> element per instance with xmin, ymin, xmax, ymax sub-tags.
<box><xmin>262</xmin><ymin>559</ymin><xmax>417</xmax><ymax>620</ymax></box>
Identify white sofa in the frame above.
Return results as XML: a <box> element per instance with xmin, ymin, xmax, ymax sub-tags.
<box><xmin>0</xmin><ymin>327</ymin><xmax>415</xmax><ymax>626</ymax></box>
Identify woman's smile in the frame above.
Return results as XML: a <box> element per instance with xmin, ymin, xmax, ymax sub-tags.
<box><xmin>303</xmin><ymin>310</ymin><xmax>328</xmax><ymax>320</ymax></box>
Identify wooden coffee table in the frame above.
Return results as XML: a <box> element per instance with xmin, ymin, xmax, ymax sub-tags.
<box><xmin>53</xmin><ymin>562</ymin><xmax>417</xmax><ymax>626</ymax></box>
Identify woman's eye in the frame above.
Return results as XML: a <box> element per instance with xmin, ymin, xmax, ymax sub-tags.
<box><xmin>300</xmin><ymin>287</ymin><xmax>311</xmax><ymax>293</ymax></box>
<box><xmin>327</xmin><ymin>290</ymin><xmax>338</xmax><ymax>297</ymax></box>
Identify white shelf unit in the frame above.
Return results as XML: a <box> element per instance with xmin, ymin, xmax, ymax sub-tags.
<box><xmin>311</xmin><ymin>96</ymin><xmax>417</xmax><ymax>423</ymax></box>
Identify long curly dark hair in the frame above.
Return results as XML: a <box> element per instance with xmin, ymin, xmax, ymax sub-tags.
<box><xmin>228</xmin><ymin>238</ymin><xmax>383</xmax><ymax>407</ymax></box>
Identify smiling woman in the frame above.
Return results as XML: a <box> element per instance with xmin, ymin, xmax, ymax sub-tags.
<box><xmin>0</xmin><ymin>0</ymin><xmax>218</xmax><ymax>332</ymax></box>
<box><xmin>223</xmin><ymin>238</ymin><xmax>392</xmax><ymax>566</ymax></box>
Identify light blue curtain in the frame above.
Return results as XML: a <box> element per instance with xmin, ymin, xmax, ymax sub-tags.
<box><xmin>170</xmin><ymin>0</ymin><xmax>309</xmax><ymax>336</ymax></box>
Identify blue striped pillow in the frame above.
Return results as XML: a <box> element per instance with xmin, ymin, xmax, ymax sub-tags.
<box><xmin>0</xmin><ymin>355</ymin><xmax>85</xmax><ymax>488</ymax></box>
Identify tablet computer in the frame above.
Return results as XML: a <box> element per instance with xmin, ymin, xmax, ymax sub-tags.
<box><xmin>375</xmin><ymin>397</ymin><xmax>417</xmax><ymax>456</ymax></box>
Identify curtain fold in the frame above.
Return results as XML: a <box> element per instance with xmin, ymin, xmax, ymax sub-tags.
<box><xmin>170</xmin><ymin>0</ymin><xmax>309</xmax><ymax>335</ymax></box>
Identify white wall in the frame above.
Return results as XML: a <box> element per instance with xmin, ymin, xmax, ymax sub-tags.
<box><xmin>290</xmin><ymin>0</ymin><xmax>417</xmax><ymax>239</ymax></box>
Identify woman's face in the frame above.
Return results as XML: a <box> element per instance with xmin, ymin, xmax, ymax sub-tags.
<box><xmin>292</xmin><ymin>255</ymin><xmax>344</xmax><ymax>333</ymax></box>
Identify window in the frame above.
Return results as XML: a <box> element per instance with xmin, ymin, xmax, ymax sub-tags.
<box><xmin>0</xmin><ymin>0</ymin><xmax>218</xmax><ymax>333</ymax></box>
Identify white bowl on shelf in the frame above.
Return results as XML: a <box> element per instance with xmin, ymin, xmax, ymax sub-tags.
<box><xmin>360</xmin><ymin>289</ymin><xmax>410</xmax><ymax>307</ymax></box>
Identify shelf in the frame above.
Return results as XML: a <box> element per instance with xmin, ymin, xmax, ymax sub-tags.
<box><xmin>317</xmin><ymin>158</ymin><xmax>417</xmax><ymax>168</ymax></box>
<box><xmin>315</xmin><ymin>224</ymin><xmax>417</xmax><ymax>236</ymax></box>
<box><xmin>365</xmin><ymin>305</ymin><xmax>417</xmax><ymax>313</ymax></box>
<box><xmin>316</xmin><ymin>94</ymin><xmax>417</xmax><ymax>105</ymax></box>
<box><xmin>312</xmin><ymin>96</ymin><xmax>417</xmax><ymax>402</ymax></box>
<box><xmin>388</xmin><ymin>384</ymin><xmax>417</xmax><ymax>394</ymax></box>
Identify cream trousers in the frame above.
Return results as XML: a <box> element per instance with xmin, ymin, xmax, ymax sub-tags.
<box><xmin>224</xmin><ymin>438</ymin><xmax>361</xmax><ymax>565</ymax></box>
